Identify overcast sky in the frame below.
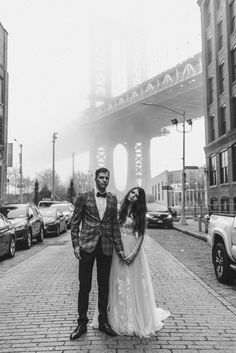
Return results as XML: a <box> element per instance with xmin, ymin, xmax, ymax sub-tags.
<box><xmin>0</xmin><ymin>0</ymin><xmax>204</xmax><ymax>190</ymax></box>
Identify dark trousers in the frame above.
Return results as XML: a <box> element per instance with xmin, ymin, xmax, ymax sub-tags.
<box><xmin>78</xmin><ymin>238</ymin><xmax>112</xmax><ymax>325</ymax></box>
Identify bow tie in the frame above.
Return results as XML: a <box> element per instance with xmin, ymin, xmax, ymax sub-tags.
<box><xmin>96</xmin><ymin>192</ymin><xmax>107</xmax><ymax>198</ymax></box>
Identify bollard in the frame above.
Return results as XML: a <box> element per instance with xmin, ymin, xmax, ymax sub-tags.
<box><xmin>198</xmin><ymin>215</ymin><xmax>202</xmax><ymax>232</ymax></box>
<box><xmin>204</xmin><ymin>215</ymin><xmax>210</xmax><ymax>233</ymax></box>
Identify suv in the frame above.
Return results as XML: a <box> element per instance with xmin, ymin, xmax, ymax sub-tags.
<box><xmin>0</xmin><ymin>203</ymin><xmax>44</xmax><ymax>249</ymax></box>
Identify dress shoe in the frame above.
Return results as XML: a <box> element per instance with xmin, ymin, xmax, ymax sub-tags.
<box><xmin>99</xmin><ymin>322</ymin><xmax>117</xmax><ymax>337</ymax></box>
<box><xmin>70</xmin><ymin>323</ymin><xmax>87</xmax><ymax>340</ymax></box>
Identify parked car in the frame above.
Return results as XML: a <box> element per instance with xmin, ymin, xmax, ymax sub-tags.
<box><xmin>146</xmin><ymin>203</ymin><xmax>173</xmax><ymax>229</ymax></box>
<box><xmin>50</xmin><ymin>202</ymin><xmax>74</xmax><ymax>228</ymax></box>
<box><xmin>207</xmin><ymin>213</ymin><xmax>236</xmax><ymax>284</ymax></box>
<box><xmin>39</xmin><ymin>207</ymin><xmax>67</xmax><ymax>236</ymax></box>
<box><xmin>0</xmin><ymin>213</ymin><xmax>16</xmax><ymax>259</ymax></box>
<box><xmin>0</xmin><ymin>203</ymin><xmax>44</xmax><ymax>249</ymax></box>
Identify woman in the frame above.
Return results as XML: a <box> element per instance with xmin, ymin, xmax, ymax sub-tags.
<box><xmin>92</xmin><ymin>187</ymin><xmax>170</xmax><ymax>337</ymax></box>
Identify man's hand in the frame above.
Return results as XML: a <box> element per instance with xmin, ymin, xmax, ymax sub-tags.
<box><xmin>74</xmin><ymin>246</ymin><xmax>81</xmax><ymax>260</ymax></box>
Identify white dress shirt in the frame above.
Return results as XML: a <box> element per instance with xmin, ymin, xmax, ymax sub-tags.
<box><xmin>94</xmin><ymin>187</ymin><xmax>107</xmax><ymax>220</ymax></box>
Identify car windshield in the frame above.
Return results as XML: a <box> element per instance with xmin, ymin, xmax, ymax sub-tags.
<box><xmin>0</xmin><ymin>205</ymin><xmax>27</xmax><ymax>219</ymax></box>
<box><xmin>39</xmin><ymin>208</ymin><xmax>57</xmax><ymax>217</ymax></box>
<box><xmin>147</xmin><ymin>203</ymin><xmax>169</xmax><ymax>212</ymax></box>
<box><xmin>50</xmin><ymin>204</ymin><xmax>70</xmax><ymax>212</ymax></box>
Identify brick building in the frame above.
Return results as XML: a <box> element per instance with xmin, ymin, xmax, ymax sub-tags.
<box><xmin>198</xmin><ymin>0</ymin><xmax>236</xmax><ymax>214</ymax></box>
<box><xmin>151</xmin><ymin>168</ymin><xmax>207</xmax><ymax>216</ymax></box>
<box><xmin>0</xmin><ymin>22</ymin><xmax>8</xmax><ymax>204</ymax></box>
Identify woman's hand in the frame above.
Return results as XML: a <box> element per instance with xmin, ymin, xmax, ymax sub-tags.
<box><xmin>125</xmin><ymin>252</ymin><xmax>136</xmax><ymax>265</ymax></box>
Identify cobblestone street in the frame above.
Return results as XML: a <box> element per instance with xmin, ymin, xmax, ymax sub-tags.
<box><xmin>0</xmin><ymin>231</ymin><xmax>236</xmax><ymax>353</ymax></box>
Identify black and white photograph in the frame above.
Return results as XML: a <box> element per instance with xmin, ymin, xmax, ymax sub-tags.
<box><xmin>0</xmin><ymin>0</ymin><xmax>236</xmax><ymax>352</ymax></box>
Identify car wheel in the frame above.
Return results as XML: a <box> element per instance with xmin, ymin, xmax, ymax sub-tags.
<box><xmin>56</xmin><ymin>224</ymin><xmax>60</xmax><ymax>237</ymax></box>
<box><xmin>37</xmin><ymin>227</ymin><xmax>44</xmax><ymax>243</ymax></box>
<box><xmin>8</xmin><ymin>237</ymin><xmax>16</xmax><ymax>258</ymax></box>
<box><xmin>24</xmin><ymin>230</ymin><xmax>32</xmax><ymax>249</ymax></box>
<box><xmin>213</xmin><ymin>243</ymin><xmax>235</xmax><ymax>284</ymax></box>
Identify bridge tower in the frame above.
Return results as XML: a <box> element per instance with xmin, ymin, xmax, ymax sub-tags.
<box><xmin>88</xmin><ymin>19</ymin><xmax>150</xmax><ymax>193</ymax></box>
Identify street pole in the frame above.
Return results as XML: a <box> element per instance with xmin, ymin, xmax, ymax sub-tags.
<box><xmin>52</xmin><ymin>132</ymin><xmax>58</xmax><ymax>201</ymax></box>
<box><xmin>142</xmin><ymin>101</ymin><xmax>192</xmax><ymax>226</ymax></box>
<box><xmin>181</xmin><ymin>112</ymin><xmax>186</xmax><ymax>225</ymax></box>
<box><xmin>72</xmin><ymin>152</ymin><xmax>75</xmax><ymax>181</ymax></box>
<box><xmin>14</xmin><ymin>139</ymin><xmax>23</xmax><ymax>203</ymax></box>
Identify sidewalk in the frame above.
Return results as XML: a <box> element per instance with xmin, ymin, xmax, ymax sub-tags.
<box><xmin>173</xmin><ymin>218</ymin><xmax>208</xmax><ymax>242</ymax></box>
<box><xmin>0</xmin><ymin>232</ymin><xmax>236</xmax><ymax>352</ymax></box>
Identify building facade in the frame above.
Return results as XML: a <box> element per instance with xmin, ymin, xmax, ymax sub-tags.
<box><xmin>198</xmin><ymin>0</ymin><xmax>236</xmax><ymax>214</ymax></box>
<box><xmin>151</xmin><ymin>168</ymin><xmax>207</xmax><ymax>216</ymax></box>
<box><xmin>0</xmin><ymin>22</ymin><xmax>8</xmax><ymax>204</ymax></box>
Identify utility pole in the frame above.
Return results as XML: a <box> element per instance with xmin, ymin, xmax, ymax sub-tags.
<box><xmin>14</xmin><ymin>139</ymin><xmax>23</xmax><ymax>203</ymax></box>
<box><xmin>52</xmin><ymin>132</ymin><xmax>58</xmax><ymax>200</ymax></box>
<box><xmin>72</xmin><ymin>152</ymin><xmax>75</xmax><ymax>181</ymax></box>
<box><xmin>142</xmin><ymin>101</ymin><xmax>193</xmax><ymax>225</ymax></box>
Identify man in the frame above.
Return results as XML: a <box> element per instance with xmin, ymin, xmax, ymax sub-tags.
<box><xmin>70</xmin><ymin>167</ymin><xmax>125</xmax><ymax>340</ymax></box>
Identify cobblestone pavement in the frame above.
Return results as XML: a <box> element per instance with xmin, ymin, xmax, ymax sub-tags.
<box><xmin>147</xmin><ymin>228</ymin><xmax>236</xmax><ymax>308</ymax></box>
<box><xmin>0</xmin><ymin>232</ymin><xmax>236</xmax><ymax>353</ymax></box>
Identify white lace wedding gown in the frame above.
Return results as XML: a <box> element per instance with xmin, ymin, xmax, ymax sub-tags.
<box><xmin>92</xmin><ymin>217</ymin><xmax>171</xmax><ymax>337</ymax></box>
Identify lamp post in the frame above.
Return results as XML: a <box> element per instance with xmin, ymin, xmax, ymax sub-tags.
<box><xmin>14</xmin><ymin>138</ymin><xmax>23</xmax><ymax>203</ymax></box>
<box><xmin>52</xmin><ymin>132</ymin><xmax>58</xmax><ymax>200</ymax></box>
<box><xmin>72</xmin><ymin>152</ymin><xmax>75</xmax><ymax>181</ymax></box>
<box><xmin>142</xmin><ymin>101</ymin><xmax>193</xmax><ymax>225</ymax></box>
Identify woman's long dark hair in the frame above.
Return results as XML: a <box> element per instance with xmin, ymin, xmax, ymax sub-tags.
<box><xmin>119</xmin><ymin>187</ymin><xmax>147</xmax><ymax>236</ymax></box>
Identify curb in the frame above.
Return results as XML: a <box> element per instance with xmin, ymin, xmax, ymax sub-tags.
<box><xmin>173</xmin><ymin>225</ymin><xmax>207</xmax><ymax>242</ymax></box>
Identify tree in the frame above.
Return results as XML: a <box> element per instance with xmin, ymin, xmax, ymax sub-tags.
<box><xmin>72</xmin><ymin>171</ymin><xmax>94</xmax><ymax>194</ymax></box>
<box><xmin>36</xmin><ymin>169</ymin><xmax>60</xmax><ymax>192</ymax></box>
<box><xmin>68</xmin><ymin>179</ymin><xmax>76</xmax><ymax>204</ymax></box>
<box><xmin>39</xmin><ymin>185</ymin><xmax>51</xmax><ymax>200</ymax></box>
<box><xmin>34</xmin><ymin>179</ymin><xmax>39</xmax><ymax>205</ymax></box>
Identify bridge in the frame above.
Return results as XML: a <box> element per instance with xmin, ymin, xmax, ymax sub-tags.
<box><xmin>58</xmin><ymin>52</ymin><xmax>204</xmax><ymax>197</ymax></box>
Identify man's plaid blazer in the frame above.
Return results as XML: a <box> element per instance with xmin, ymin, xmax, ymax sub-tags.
<box><xmin>71</xmin><ymin>189</ymin><xmax>123</xmax><ymax>256</ymax></box>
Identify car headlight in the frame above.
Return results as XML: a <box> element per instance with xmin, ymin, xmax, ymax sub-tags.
<box><xmin>15</xmin><ymin>224</ymin><xmax>27</xmax><ymax>230</ymax></box>
<box><xmin>167</xmin><ymin>215</ymin><xmax>173</xmax><ymax>219</ymax></box>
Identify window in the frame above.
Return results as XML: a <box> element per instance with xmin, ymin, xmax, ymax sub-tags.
<box><xmin>220</xmin><ymin>150</ymin><xmax>229</xmax><ymax>183</ymax></box>
<box><xmin>231</xmin><ymin>47</ymin><xmax>236</xmax><ymax>82</ymax></box>
<box><xmin>232</xmin><ymin>144</ymin><xmax>236</xmax><ymax>181</ymax></box>
<box><xmin>219</xmin><ymin>63</ymin><xmax>224</xmax><ymax>94</ymax></box>
<box><xmin>154</xmin><ymin>185</ymin><xmax>157</xmax><ymax>200</ymax></box>
<box><xmin>234</xmin><ymin>197</ymin><xmax>236</xmax><ymax>212</ymax></box>
<box><xmin>209</xmin><ymin>155</ymin><xmax>217</xmax><ymax>185</ymax></box>
<box><xmin>217</xmin><ymin>20</ymin><xmax>223</xmax><ymax>51</ymax></box>
<box><xmin>210</xmin><ymin>198</ymin><xmax>218</xmax><ymax>214</ymax></box>
<box><xmin>158</xmin><ymin>183</ymin><xmax>160</xmax><ymax>200</ymax></box>
<box><xmin>219</xmin><ymin>105</ymin><xmax>226</xmax><ymax>135</ymax></box>
<box><xmin>208</xmin><ymin>76</ymin><xmax>213</xmax><ymax>104</ymax></box>
<box><xmin>232</xmin><ymin>96</ymin><xmax>236</xmax><ymax>128</ymax></box>
<box><xmin>209</xmin><ymin>114</ymin><xmax>215</xmax><ymax>141</ymax></box>
<box><xmin>161</xmin><ymin>182</ymin><xmax>164</xmax><ymax>200</ymax></box>
<box><xmin>230</xmin><ymin>0</ymin><xmax>236</xmax><ymax>34</ymax></box>
<box><xmin>207</xmin><ymin>37</ymin><xmax>212</xmax><ymax>65</ymax></box>
<box><xmin>221</xmin><ymin>197</ymin><xmax>230</xmax><ymax>213</ymax></box>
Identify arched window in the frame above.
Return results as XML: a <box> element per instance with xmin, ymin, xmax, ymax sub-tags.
<box><xmin>210</xmin><ymin>197</ymin><xmax>218</xmax><ymax>214</ymax></box>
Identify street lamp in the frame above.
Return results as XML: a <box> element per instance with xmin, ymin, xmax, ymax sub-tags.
<box><xmin>52</xmin><ymin>132</ymin><xmax>58</xmax><ymax>200</ymax></box>
<box><xmin>14</xmin><ymin>138</ymin><xmax>23</xmax><ymax>203</ymax></box>
<box><xmin>142</xmin><ymin>101</ymin><xmax>193</xmax><ymax>225</ymax></box>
